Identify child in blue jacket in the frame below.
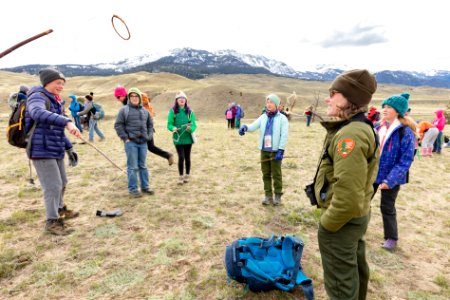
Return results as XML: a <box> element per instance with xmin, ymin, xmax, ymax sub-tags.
<box><xmin>239</xmin><ymin>94</ymin><xmax>289</xmax><ymax>205</ymax></box>
<box><xmin>374</xmin><ymin>93</ymin><xmax>416</xmax><ymax>251</ymax></box>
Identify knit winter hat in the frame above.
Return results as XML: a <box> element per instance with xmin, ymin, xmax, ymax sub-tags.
<box><xmin>329</xmin><ymin>69</ymin><xmax>377</xmax><ymax>106</ymax></box>
<box><xmin>266</xmin><ymin>94</ymin><xmax>281</xmax><ymax>107</ymax></box>
<box><xmin>381</xmin><ymin>93</ymin><xmax>410</xmax><ymax>117</ymax></box>
<box><xmin>39</xmin><ymin>68</ymin><xmax>65</xmax><ymax>87</ymax></box>
<box><xmin>128</xmin><ymin>87</ymin><xmax>142</xmax><ymax>104</ymax></box>
<box><xmin>114</xmin><ymin>86</ymin><xmax>127</xmax><ymax>97</ymax></box>
<box><xmin>175</xmin><ymin>91</ymin><xmax>187</xmax><ymax>100</ymax></box>
<box><xmin>19</xmin><ymin>85</ymin><xmax>29</xmax><ymax>94</ymax></box>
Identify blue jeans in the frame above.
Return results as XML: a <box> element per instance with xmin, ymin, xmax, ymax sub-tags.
<box><xmin>89</xmin><ymin>119</ymin><xmax>105</xmax><ymax>141</ymax></box>
<box><xmin>125</xmin><ymin>141</ymin><xmax>149</xmax><ymax>193</ymax></box>
<box><xmin>433</xmin><ymin>131</ymin><xmax>443</xmax><ymax>153</ymax></box>
<box><xmin>306</xmin><ymin>115</ymin><xmax>312</xmax><ymax>126</ymax></box>
<box><xmin>73</xmin><ymin>115</ymin><xmax>83</xmax><ymax>133</ymax></box>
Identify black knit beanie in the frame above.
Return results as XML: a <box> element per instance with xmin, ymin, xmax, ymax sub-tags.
<box><xmin>39</xmin><ymin>68</ymin><xmax>66</xmax><ymax>87</ymax></box>
<box><xmin>329</xmin><ymin>69</ymin><xmax>377</xmax><ymax>106</ymax></box>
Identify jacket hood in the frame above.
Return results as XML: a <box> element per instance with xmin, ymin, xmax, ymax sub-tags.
<box><xmin>435</xmin><ymin>109</ymin><xmax>444</xmax><ymax>118</ymax></box>
<box><xmin>127</xmin><ymin>87</ymin><xmax>142</xmax><ymax>106</ymax></box>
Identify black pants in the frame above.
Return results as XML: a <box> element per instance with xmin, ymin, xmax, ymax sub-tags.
<box><xmin>175</xmin><ymin>144</ymin><xmax>192</xmax><ymax>176</ymax></box>
<box><xmin>147</xmin><ymin>138</ymin><xmax>171</xmax><ymax>160</ymax></box>
<box><xmin>373</xmin><ymin>184</ymin><xmax>400</xmax><ymax>240</ymax></box>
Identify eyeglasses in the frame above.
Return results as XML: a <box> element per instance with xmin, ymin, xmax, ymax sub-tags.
<box><xmin>329</xmin><ymin>90</ymin><xmax>340</xmax><ymax>98</ymax></box>
<box><xmin>129</xmin><ymin>95</ymin><xmax>140</xmax><ymax>98</ymax></box>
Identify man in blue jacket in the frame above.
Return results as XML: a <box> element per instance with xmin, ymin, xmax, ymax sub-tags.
<box><xmin>25</xmin><ymin>68</ymin><xmax>82</xmax><ymax>236</ymax></box>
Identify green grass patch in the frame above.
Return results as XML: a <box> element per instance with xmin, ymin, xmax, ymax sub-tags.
<box><xmin>0</xmin><ymin>249</ymin><xmax>33</xmax><ymax>279</ymax></box>
<box><xmin>94</xmin><ymin>223</ymin><xmax>120</xmax><ymax>238</ymax></box>
<box><xmin>89</xmin><ymin>269</ymin><xmax>145</xmax><ymax>297</ymax></box>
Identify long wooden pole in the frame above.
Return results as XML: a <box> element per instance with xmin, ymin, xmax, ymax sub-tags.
<box><xmin>0</xmin><ymin>29</ymin><xmax>53</xmax><ymax>59</ymax></box>
<box><xmin>78</xmin><ymin>136</ymin><xmax>126</xmax><ymax>174</ymax></box>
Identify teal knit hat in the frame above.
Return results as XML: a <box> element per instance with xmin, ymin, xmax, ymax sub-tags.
<box><xmin>381</xmin><ymin>93</ymin><xmax>410</xmax><ymax>117</ymax></box>
<box><xmin>266</xmin><ymin>94</ymin><xmax>281</xmax><ymax>107</ymax></box>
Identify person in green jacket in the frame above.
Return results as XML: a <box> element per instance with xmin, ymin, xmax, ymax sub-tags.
<box><xmin>167</xmin><ymin>91</ymin><xmax>197</xmax><ymax>185</ymax></box>
<box><xmin>312</xmin><ymin>69</ymin><xmax>379</xmax><ymax>300</ymax></box>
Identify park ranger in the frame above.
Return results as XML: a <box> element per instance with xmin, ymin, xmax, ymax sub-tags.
<box><xmin>312</xmin><ymin>69</ymin><xmax>379</xmax><ymax>300</ymax></box>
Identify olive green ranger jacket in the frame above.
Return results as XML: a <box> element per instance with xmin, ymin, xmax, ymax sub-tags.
<box><xmin>315</xmin><ymin>116</ymin><xmax>379</xmax><ymax>232</ymax></box>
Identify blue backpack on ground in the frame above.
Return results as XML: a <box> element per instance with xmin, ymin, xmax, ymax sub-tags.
<box><xmin>224</xmin><ymin>235</ymin><xmax>314</xmax><ymax>299</ymax></box>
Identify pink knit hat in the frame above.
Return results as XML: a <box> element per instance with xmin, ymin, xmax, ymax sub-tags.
<box><xmin>114</xmin><ymin>86</ymin><xmax>127</xmax><ymax>97</ymax></box>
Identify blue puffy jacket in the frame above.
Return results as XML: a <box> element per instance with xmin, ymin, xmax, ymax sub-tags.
<box><xmin>25</xmin><ymin>86</ymin><xmax>72</xmax><ymax>159</ymax></box>
<box><xmin>375</xmin><ymin>124</ymin><xmax>415</xmax><ymax>187</ymax></box>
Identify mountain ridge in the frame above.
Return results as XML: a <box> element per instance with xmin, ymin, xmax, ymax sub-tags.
<box><xmin>2</xmin><ymin>48</ymin><xmax>450</xmax><ymax>88</ymax></box>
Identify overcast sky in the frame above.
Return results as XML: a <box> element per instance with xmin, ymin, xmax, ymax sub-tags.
<box><xmin>1</xmin><ymin>0</ymin><xmax>449</xmax><ymax>72</ymax></box>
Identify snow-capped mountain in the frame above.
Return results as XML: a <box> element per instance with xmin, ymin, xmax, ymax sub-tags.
<box><xmin>3</xmin><ymin>48</ymin><xmax>450</xmax><ymax>88</ymax></box>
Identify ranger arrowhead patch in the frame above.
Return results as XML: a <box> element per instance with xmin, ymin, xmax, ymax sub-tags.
<box><xmin>337</xmin><ymin>138</ymin><xmax>356</xmax><ymax>158</ymax></box>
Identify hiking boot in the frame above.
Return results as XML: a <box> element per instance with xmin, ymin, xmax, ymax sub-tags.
<box><xmin>178</xmin><ymin>176</ymin><xmax>184</xmax><ymax>185</ymax></box>
<box><xmin>99</xmin><ymin>137</ymin><xmax>105</xmax><ymax>142</ymax></box>
<box><xmin>142</xmin><ymin>188</ymin><xmax>155</xmax><ymax>195</ymax></box>
<box><xmin>183</xmin><ymin>174</ymin><xmax>190</xmax><ymax>183</ymax></box>
<box><xmin>45</xmin><ymin>219</ymin><xmax>74</xmax><ymax>236</ymax></box>
<box><xmin>382</xmin><ymin>239</ymin><xmax>397</xmax><ymax>251</ymax></box>
<box><xmin>129</xmin><ymin>191</ymin><xmax>143</xmax><ymax>198</ymax></box>
<box><xmin>168</xmin><ymin>153</ymin><xmax>175</xmax><ymax>166</ymax></box>
<box><xmin>262</xmin><ymin>195</ymin><xmax>273</xmax><ymax>205</ymax></box>
<box><xmin>273</xmin><ymin>194</ymin><xmax>282</xmax><ymax>206</ymax></box>
<box><xmin>58</xmin><ymin>205</ymin><xmax>79</xmax><ymax>220</ymax></box>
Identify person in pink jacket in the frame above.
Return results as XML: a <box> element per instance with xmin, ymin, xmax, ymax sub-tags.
<box><xmin>432</xmin><ymin>109</ymin><xmax>446</xmax><ymax>154</ymax></box>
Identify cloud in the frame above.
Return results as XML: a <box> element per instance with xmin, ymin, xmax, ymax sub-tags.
<box><xmin>320</xmin><ymin>24</ymin><xmax>387</xmax><ymax>48</ymax></box>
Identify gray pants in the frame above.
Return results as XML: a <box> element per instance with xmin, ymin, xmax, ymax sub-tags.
<box><xmin>33</xmin><ymin>159</ymin><xmax>67</xmax><ymax>220</ymax></box>
<box><xmin>422</xmin><ymin>127</ymin><xmax>439</xmax><ymax>148</ymax></box>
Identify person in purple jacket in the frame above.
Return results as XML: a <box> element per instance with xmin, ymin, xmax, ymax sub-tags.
<box><xmin>374</xmin><ymin>93</ymin><xmax>416</xmax><ymax>251</ymax></box>
<box><xmin>25</xmin><ymin>68</ymin><xmax>82</xmax><ymax>236</ymax></box>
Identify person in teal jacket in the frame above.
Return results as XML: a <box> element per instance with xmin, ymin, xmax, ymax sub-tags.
<box><xmin>167</xmin><ymin>91</ymin><xmax>197</xmax><ymax>185</ymax></box>
<box><xmin>239</xmin><ymin>94</ymin><xmax>289</xmax><ymax>205</ymax></box>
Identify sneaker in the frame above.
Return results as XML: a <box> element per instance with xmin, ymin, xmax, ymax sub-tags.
<box><xmin>262</xmin><ymin>195</ymin><xmax>273</xmax><ymax>205</ymax></box>
<box><xmin>183</xmin><ymin>174</ymin><xmax>190</xmax><ymax>183</ymax></box>
<box><xmin>129</xmin><ymin>191</ymin><xmax>143</xmax><ymax>198</ymax></box>
<box><xmin>58</xmin><ymin>205</ymin><xmax>79</xmax><ymax>220</ymax></box>
<box><xmin>45</xmin><ymin>219</ymin><xmax>74</xmax><ymax>236</ymax></box>
<box><xmin>142</xmin><ymin>188</ymin><xmax>155</xmax><ymax>195</ymax></box>
<box><xmin>178</xmin><ymin>176</ymin><xmax>184</xmax><ymax>185</ymax></box>
<box><xmin>168</xmin><ymin>153</ymin><xmax>175</xmax><ymax>166</ymax></box>
<box><xmin>99</xmin><ymin>137</ymin><xmax>105</xmax><ymax>142</ymax></box>
<box><xmin>382</xmin><ymin>239</ymin><xmax>397</xmax><ymax>251</ymax></box>
<box><xmin>273</xmin><ymin>194</ymin><xmax>282</xmax><ymax>206</ymax></box>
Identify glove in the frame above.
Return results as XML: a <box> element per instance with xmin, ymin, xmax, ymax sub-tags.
<box><xmin>66</xmin><ymin>148</ymin><xmax>78</xmax><ymax>167</ymax></box>
<box><xmin>96</xmin><ymin>209</ymin><xmax>123</xmax><ymax>217</ymax></box>
<box><xmin>239</xmin><ymin>125</ymin><xmax>248</xmax><ymax>136</ymax></box>
<box><xmin>274</xmin><ymin>149</ymin><xmax>284</xmax><ymax>161</ymax></box>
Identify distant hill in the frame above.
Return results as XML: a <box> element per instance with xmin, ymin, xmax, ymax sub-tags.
<box><xmin>1</xmin><ymin>71</ymin><xmax>448</xmax><ymax>121</ymax></box>
<box><xmin>3</xmin><ymin>48</ymin><xmax>450</xmax><ymax>88</ymax></box>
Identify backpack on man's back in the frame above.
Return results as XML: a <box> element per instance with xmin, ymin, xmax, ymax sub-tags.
<box><xmin>6</xmin><ymin>97</ymin><xmax>50</xmax><ymax>148</ymax></box>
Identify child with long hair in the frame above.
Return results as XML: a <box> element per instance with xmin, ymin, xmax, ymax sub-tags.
<box><xmin>374</xmin><ymin>93</ymin><xmax>416</xmax><ymax>251</ymax></box>
<box><xmin>167</xmin><ymin>91</ymin><xmax>197</xmax><ymax>185</ymax></box>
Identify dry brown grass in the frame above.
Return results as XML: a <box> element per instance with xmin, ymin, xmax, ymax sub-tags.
<box><xmin>0</xmin><ymin>71</ymin><xmax>449</xmax><ymax>299</ymax></box>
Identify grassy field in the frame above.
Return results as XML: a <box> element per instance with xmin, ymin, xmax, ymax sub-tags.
<box><xmin>0</xmin><ymin>112</ymin><xmax>449</xmax><ymax>299</ymax></box>
<box><xmin>0</xmin><ymin>71</ymin><xmax>449</xmax><ymax>299</ymax></box>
